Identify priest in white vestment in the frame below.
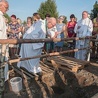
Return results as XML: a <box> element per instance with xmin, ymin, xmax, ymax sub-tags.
<box><xmin>17</xmin><ymin>13</ymin><xmax>46</xmax><ymax>74</ymax></box>
<box><xmin>74</xmin><ymin>11</ymin><xmax>93</xmax><ymax>61</ymax></box>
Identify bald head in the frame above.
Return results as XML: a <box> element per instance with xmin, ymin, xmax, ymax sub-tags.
<box><xmin>0</xmin><ymin>0</ymin><xmax>9</xmax><ymax>13</ymax></box>
<box><xmin>48</xmin><ymin>17</ymin><xmax>56</xmax><ymax>26</ymax></box>
<box><xmin>0</xmin><ymin>0</ymin><xmax>9</xmax><ymax>6</ymax></box>
<box><xmin>47</xmin><ymin>17</ymin><xmax>56</xmax><ymax>29</ymax></box>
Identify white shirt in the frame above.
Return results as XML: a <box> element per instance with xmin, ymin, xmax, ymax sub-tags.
<box><xmin>74</xmin><ymin>18</ymin><xmax>93</xmax><ymax>37</ymax></box>
<box><xmin>48</xmin><ymin>26</ymin><xmax>57</xmax><ymax>38</ymax></box>
<box><xmin>0</xmin><ymin>11</ymin><xmax>7</xmax><ymax>39</ymax></box>
<box><xmin>0</xmin><ymin>11</ymin><xmax>8</xmax><ymax>81</ymax></box>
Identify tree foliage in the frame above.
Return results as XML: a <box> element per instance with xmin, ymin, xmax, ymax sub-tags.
<box><xmin>91</xmin><ymin>1</ymin><xmax>98</xmax><ymax>19</ymax></box>
<box><xmin>22</xmin><ymin>20</ymin><xmax>27</xmax><ymax>26</ymax></box>
<box><xmin>37</xmin><ymin>0</ymin><xmax>59</xmax><ymax>19</ymax></box>
<box><xmin>4</xmin><ymin>13</ymin><xmax>10</xmax><ymax>23</ymax></box>
<box><xmin>63</xmin><ymin>16</ymin><xmax>67</xmax><ymax>24</ymax></box>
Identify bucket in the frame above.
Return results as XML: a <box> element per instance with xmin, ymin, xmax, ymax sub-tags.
<box><xmin>10</xmin><ymin>77</ymin><xmax>22</xmax><ymax>93</ymax></box>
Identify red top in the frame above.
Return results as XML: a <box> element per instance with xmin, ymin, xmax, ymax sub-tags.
<box><xmin>67</xmin><ymin>21</ymin><xmax>77</xmax><ymax>37</ymax></box>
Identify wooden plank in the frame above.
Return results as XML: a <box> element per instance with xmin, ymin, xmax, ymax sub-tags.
<box><xmin>41</xmin><ymin>66</ymin><xmax>53</xmax><ymax>73</ymax></box>
<box><xmin>40</xmin><ymin>63</ymin><xmax>54</xmax><ymax>72</ymax></box>
<box><xmin>47</xmin><ymin>57</ymin><xmax>73</xmax><ymax>68</ymax></box>
<box><xmin>57</xmin><ymin>56</ymin><xmax>89</xmax><ymax>64</ymax></box>
<box><xmin>47</xmin><ymin>57</ymin><xmax>79</xmax><ymax>69</ymax></box>
<box><xmin>46</xmin><ymin>55</ymin><xmax>87</xmax><ymax>72</ymax></box>
<box><xmin>11</xmin><ymin>62</ymin><xmax>55</xmax><ymax>81</ymax></box>
<box><xmin>57</xmin><ymin>57</ymin><xmax>82</xmax><ymax>65</ymax></box>
<box><xmin>48</xmin><ymin>56</ymin><xmax>88</xmax><ymax>68</ymax></box>
<box><xmin>48</xmin><ymin>56</ymin><xmax>82</xmax><ymax>66</ymax></box>
<box><xmin>11</xmin><ymin>66</ymin><xmax>25</xmax><ymax>78</ymax></box>
<box><xmin>44</xmin><ymin>61</ymin><xmax>76</xmax><ymax>72</ymax></box>
<box><xmin>56</xmin><ymin>56</ymin><xmax>86</xmax><ymax>66</ymax></box>
<box><xmin>21</xmin><ymin>71</ymin><xmax>33</xmax><ymax>98</ymax></box>
<box><xmin>48</xmin><ymin>58</ymin><xmax>82</xmax><ymax>67</ymax></box>
<box><xmin>12</xmin><ymin>65</ymin><xmax>39</xmax><ymax>80</ymax></box>
<box><xmin>40</xmin><ymin>61</ymin><xmax>54</xmax><ymax>70</ymax></box>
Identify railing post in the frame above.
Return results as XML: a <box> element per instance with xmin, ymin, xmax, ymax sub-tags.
<box><xmin>0</xmin><ymin>55</ymin><xmax>5</xmax><ymax>98</ymax></box>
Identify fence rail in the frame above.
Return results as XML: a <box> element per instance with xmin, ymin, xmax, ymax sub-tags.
<box><xmin>0</xmin><ymin>36</ymin><xmax>96</xmax><ymax>44</ymax></box>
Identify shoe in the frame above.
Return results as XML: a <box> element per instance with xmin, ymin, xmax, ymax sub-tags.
<box><xmin>36</xmin><ymin>72</ymin><xmax>43</xmax><ymax>76</ymax></box>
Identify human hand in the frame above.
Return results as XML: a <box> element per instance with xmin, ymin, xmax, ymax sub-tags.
<box><xmin>86</xmin><ymin>36</ymin><xmax>90</xmax><ymax>39</ymax></box>
<box><xmin>94</xmin><ymin>23</ymin><xmax>98</xmax><ymax>27</ymax></box>
<box><xmin>55</xmin><ymin>32</ymin><xmax>59</xmax><ymax>35</ymax></box>
<box><xmin>75</xmin><ymin>37</ymin><xmax>79</xmax><ymax>40</ymax></box>
<box><xmin>11</xmin><ymin>30</ymin><xmax>16</xmax><ymax>34</ymax></box>
<box><xmin>77</xmin><ymin>26</ymin><xmax>81</xmax><ymax>29</ymax></box>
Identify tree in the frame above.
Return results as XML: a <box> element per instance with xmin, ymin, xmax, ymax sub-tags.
<box><xmin>63</xmin><ymin>16</ymin><xmax>67</xmax><ymax>24</ymax></box>
<box><xmin>4</xmin><ymin>13</ymin><xmax>10</xmax><ymax>23</ymax></box>
<box><xmin>91</xmin><ymin>1</ymin><xmax>98</xmax><ymax>19</ymax></box>
<box><xmin>37</xmin><ymin>0</ymin><xmax>59</xmax><ymax>19</ymax></box>
<box><xmin>22</xmin><ymin>20</ymin><xmax>27</xmax><ymax>26</ymax></box>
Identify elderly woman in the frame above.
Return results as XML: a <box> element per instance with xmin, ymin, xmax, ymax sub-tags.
<box><xmin>47</xmin><ymin>17</ymin><xmax>57</xmax><ymax>52</ymax></box>
<box><xmin>7</xmin><ymin>15</ymin><xmax>21</xmax><ymax>58</ymax></box>
<box><xmin>22</xmin><ymin>17</ymin><xmax>33</xmax><ymax>34</ymax></box>
<box><xmin>55</xmin><ymin>15</ymin><xmax>67</xmax><ymax>52</ymax></box>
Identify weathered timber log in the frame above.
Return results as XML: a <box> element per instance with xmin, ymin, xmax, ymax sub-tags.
<box><xmin>51</xmin><ymin>60</ymin><xmax>59</xmax><ymax>69</ymax></box>
<box><xmin>44</xmin><ymin>61</ymin><xmax>73</xmax><ymax>72</ymax></box>
<box><xmin>0</xmin><ymin>36</ymin><xmax>96</xmax><ymax>44</ymax></box>
<box><xmin>47</xmin><ymin>57</ymin><xmax>82</xmax><ymax>67</ymax></box>
<box><xmin>20</xmin><ymin>66</ymin><xmax>39</xmax><ymax>77</ymax></box>
<box><xmin>45</xmin><ymin>55</ymin><xmax>89</xmax><ymax>73</ymax></box>
<box><xmin>11</xmin><ymin>62</ymin><xmax>54</xmax><ymax>81</ymax></box>
<box><xmin>44</xmin><ymin>55</ymin><xmax>89</xmax><ymax>69</ymax></box>
<box><xmin>47</xmin><ymin>58</ymin><xmax>73</xmax><ymax>68</ymax></box>
<box><xmin>7</xmin><ymin>47</ymin><xmax>90</xmax><ymax>65</ymax></box>
<box><xmin>44</xmin><ymin>60</ymin><xmax>83</xmax><ymax>73</ymax></box>
<box><xmin>41</xmin><ymin>65</ymin><xmax>53</xmax><ymax>73</ymax></box>
<box><xmin>40</xmin><ymin>61</ymin><xmax>54</xmax><ymax>70</ymax></box>
<box><xmin>55</xmin><ymin>56</ymin><xmax>88</xmax><ymax>66</ymax></box>
<box><xmin>57</xmin><ymin>56</ymin><xmax>90</xmax><ymax>65</ymax></box>
<box><xmin>20</xmin><ymin>69</ymin><xmax>33</xmax><ymax>98</ymax></box>
<box><xmin>12</xmin><ymin>65</ymin><xmax>39</xmax><ymax>80</ymax></box>
<box><xmin>11</xmin><ymin>66</ymin><xmax>25</xmax><ymax>78</ymax></box>
<box><xmin>40</xmin><ymin>62</ymin><xmax>54</xmax><ymax>74</ymax></box>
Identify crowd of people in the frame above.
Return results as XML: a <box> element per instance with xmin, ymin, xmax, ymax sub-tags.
<box><xmin>0</xmin><ymin>1</ymin><xmax>98</xmax><ymax>76</ymax></box>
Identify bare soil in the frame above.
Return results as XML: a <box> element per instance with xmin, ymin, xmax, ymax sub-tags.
<box><xmin>3</xmin><ymin>58</ymin><xmax>98</xmax><ymax>98</ymax></box>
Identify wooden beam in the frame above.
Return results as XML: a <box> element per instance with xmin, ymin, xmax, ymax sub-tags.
<box><xmin>7</xmin><ymin>47</ymin><xmax>90</xmax><ymax>65</ymax></box>
<box><xmin>0</xmin><ymin>36</ymin><xmax>96</xmax><ymax>44</ymax></box>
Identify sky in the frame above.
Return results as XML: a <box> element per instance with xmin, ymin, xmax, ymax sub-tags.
<box><xmin>7</xmin><ymin>0</ymin><xmax>97</xmax><ymax>22</ymax></box>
